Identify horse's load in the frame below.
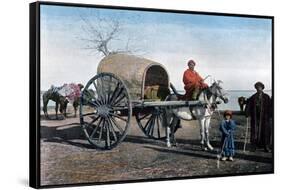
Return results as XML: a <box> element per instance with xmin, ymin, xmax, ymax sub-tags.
<box><xmin>57</xmin><ymin>83</ymin><xmax>83</xmax><ymax>103</ymax></box>
<box><xmin>97</xmin><ymin>54</ymin><xmax>170</xmax><ymax>101</ymax></box>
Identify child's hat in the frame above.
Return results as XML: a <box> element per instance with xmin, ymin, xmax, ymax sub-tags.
<box><xmin>224</xmin><ymin>110</ymin><xmax>232</xmax><ymax>117</ymax></box>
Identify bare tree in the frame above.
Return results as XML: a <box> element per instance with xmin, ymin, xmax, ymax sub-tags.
<box><xmin>79</xmin><ymin>13</ymin><xmax>140</xmax><ymax>57</ymax></box>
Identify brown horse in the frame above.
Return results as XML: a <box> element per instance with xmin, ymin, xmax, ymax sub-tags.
<box><xmin>42</xmin><ymin>87</ymin><xmax>68</xmax><ymax>119</ymax></box>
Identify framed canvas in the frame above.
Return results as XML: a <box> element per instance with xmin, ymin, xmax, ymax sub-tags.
<box><xmin>30</xmin><ymin>1</ymin><xmax>274</xmax><ymax>188</ymax></box>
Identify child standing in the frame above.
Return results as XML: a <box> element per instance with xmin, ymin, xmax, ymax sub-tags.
<box><xmin>219</xmin><ymin>110</ymin><xmax>236</xmax><ymax>161</ymax></box>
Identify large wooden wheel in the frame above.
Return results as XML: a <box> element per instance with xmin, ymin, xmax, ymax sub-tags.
<box><xmin>135</xmin><ymin>107</ymin><xmax>178</xmax><ymax>140</ymax></box>
<box><xmin>80</xmin><ymin>73</ymin><xmax>132</xmax><ymax>149</ymax></box>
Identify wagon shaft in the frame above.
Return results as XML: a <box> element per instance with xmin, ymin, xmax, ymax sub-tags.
<box><xmin>132</xmin><ymin>100</ymin><xmax>209</xmax><ymax>108</ymax></box>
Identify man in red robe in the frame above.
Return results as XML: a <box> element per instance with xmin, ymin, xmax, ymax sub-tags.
<box><xmin>183</xmin><ymin>60</ymin><xmax>208</xmax><ymax>100</ymax></box>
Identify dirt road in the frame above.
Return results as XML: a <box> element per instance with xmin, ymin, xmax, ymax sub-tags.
<box><xmin>40</xmin><ymin>112</ymin><xmax>273</xmax><ymax>186</ymax></box>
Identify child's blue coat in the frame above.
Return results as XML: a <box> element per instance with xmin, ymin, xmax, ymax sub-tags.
<box><xmin>219</xmin><ymin>119</ymin><xmax>236</xmax><ymax>157</ymax></box>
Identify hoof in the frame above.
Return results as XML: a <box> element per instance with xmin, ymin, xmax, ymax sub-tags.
<box><xmin>207</xmin><ymin>143</ymin><xmax>214</xmax><ymax>151</ymax></box>
<box><xmin>172</xmin><ymin>142</ymin><xmax>178</xmax><ymax>147</ymax></box>
<box><xmin>171</xmin><ymin>139</ymin><xmax>178</xmax><ymax>147</ymax></box>
<box><xmin>201</xmin><ymin>145</ymin><xmax>207</xmax><ymax>151</ymax></box>
<box><xmin>167</xmin><ymin>142</ymin><xmax>172</xmax><ymax>148</ymax></box>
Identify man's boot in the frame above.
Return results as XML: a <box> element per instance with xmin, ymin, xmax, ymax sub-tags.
<box><xmin>191</xmin><ymin>87</ymin><xmax>200</xmax><ymax>100</ymax></box>
<box><xmin>264</xmin><ymin>145</ymin><xmax>271</xmax><ymax>153</ymax></box>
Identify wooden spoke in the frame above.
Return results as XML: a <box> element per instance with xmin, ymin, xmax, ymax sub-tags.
<box><xmin>89</xmin><ymin>117</ymin><xmax>103</xmax><ymax>139</ymax></box>
<box><xmin>150</xmin><ymin>116</ymin><xmax>156</xmax><ymax>137</ymax></box>
<box><xmin>109</xmin><ymin>82</ymin><xmax>121</xmax><ymax>104</ymax></box>
<box><xmin>138</xmin><ymin>113</ymin><xmax>151</xmax><ymax>121</ymax></box>
<box><xmin>113</xmin><ymin>94</ymin><xmax>126</xmax><ymax>106</ymax></box>
<box><xmin>94</xmin><ymin>79</ymin><xmax>105</xmax><ymax>104</ymax></box>
<box><xmin>110</xmin><ymin>86</ymin><xmax>124</xmax><ymax>105</ymax></box>
<box><xmin>96</xmin><ymin>79</ymin><xmax>104</xmax><ymax>104</ymax></box>
<box><xmin>98</xmin><ymin>119</ymin><xmax>105</xmax><ymax>143</ymax></box>
<box><xmin>100</xmin><ymin>76</ymin><xmax>105</xmax><ymax>97</ymax></box>
<box><xmin>105</xmin><ymin>120</ymin><xmax>111</xmax><ymax>147</ymax></box>
<box><xmin>145</xmin><ymin>115</ymin><xmax>155</xmax><ymax>136</ymax></box>
<box><xmin>107</xmin><ymin>118</ymin><xmax>118</xmax><ymax>142</ymax></box>
<box><xmin>109</xmin><ymin>117</ymin><xmax>124</xmax><ymax>134</ymax></box>
<box><xmin>143</xmin><ymin>116</ymin><xmax>154</xmax><ymax>133</ymax></box>
<box><xmin>109</xmin><ymin>112</ymin><xmax>128</xmax><ymax>122</ymax></box>
<box><xmin>110</xmin><ymin>106</ymin><xmax>130</xmax><ymax>112</ymax></box>
<box><xmin>156</xmin><ymin>115</ymin><xmax>161</xmax><ymax>139</ymax></box>
<box><xmin>82</xmin><ymin>111</ymin><xmax>98</xmax><ymax>117</ymax></box>
<box><xmin>89</xmin><ymin>115</ymin><xmax>101</xmax><ymax>125</ymax></box>
<box><xmin>92</xmin><ymin>80</ymin><xmax>100</xmax><ymax>97</ymax></box>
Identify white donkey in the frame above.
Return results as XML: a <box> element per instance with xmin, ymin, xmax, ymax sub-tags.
<box><xmin>166</xmin><ymin>80</ymin><xmax>228</xmax><ymax>150</ymax></box>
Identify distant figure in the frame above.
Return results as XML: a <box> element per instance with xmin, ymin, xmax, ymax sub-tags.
<box><xmin>219</xmin><ymin>110</ymin><xmax>236</xmax><ymax>161</ymax></box>
<box><xmin>238</xmin><ymin>96</ymin><xmax>247</xmax><ymax>112</ymax></box>
<box><xmin>43</xmin><ymin>83</ymin><xmax>84</xmax><ymax>119</ymax></box>
<box><xmin>183</xmin><ymin>60</ymin><xmax>208</xmax><ymax>100</ymax></box>
<box><xmin>245</xmin><ymin>82</ymin><xmax>272</xmax><ymax>152</ymax></box>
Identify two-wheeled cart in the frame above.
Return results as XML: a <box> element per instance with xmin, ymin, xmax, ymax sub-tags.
<box><xmin>80</xmin><ymin>54</ymin><xmax>206</xmax><ymax>149</ymax></box>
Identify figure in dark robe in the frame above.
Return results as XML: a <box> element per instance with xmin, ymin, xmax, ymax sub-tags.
<box><xmin>245</xmin><ymin>82</ymin><xmax>272</xmax><ymax>152</ymax></box>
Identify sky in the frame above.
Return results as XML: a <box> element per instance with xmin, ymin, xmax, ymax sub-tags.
<box><xmin>40</xmin><ymin>4</ymin><xmax>272</xmax><ymax>91</ymax></box>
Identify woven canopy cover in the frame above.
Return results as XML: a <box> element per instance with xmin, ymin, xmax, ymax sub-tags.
<box><xmin>97</xmin><ymin>54</ymin><xmax>170</xmax><ymax>100</ymax></box>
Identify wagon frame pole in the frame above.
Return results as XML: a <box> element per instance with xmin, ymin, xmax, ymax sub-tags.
<box><xmin>132</xmin><ymin>100</ymin><xmax>212</xmax><ymax>109</ymax></box>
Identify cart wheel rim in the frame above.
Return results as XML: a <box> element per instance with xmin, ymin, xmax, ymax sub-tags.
<box><xmin>80</xmin><ymin>73</ymin><xmax>132</xmax><ymax>149</ymax></box>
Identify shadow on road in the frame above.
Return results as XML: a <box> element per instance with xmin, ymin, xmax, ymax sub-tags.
<box><xmin>143</xmin><ymin>145</ymin><xmax>215</xmax><ymax>160</ymax></box>
<box><xmin>40</xmin><ymin>124</ymin><xmax>273</xmax><ymax>164</ymax></box>
<box><xmin>41</xmin><ymin>124</ymin><xmax>95</xmax><ymax>149</ymax></box>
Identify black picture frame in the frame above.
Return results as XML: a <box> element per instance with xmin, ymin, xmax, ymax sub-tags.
<box><xmin>30</xmin><ymin>1</ymin><xmax>274</xmax><ymax>188</ymax></box>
